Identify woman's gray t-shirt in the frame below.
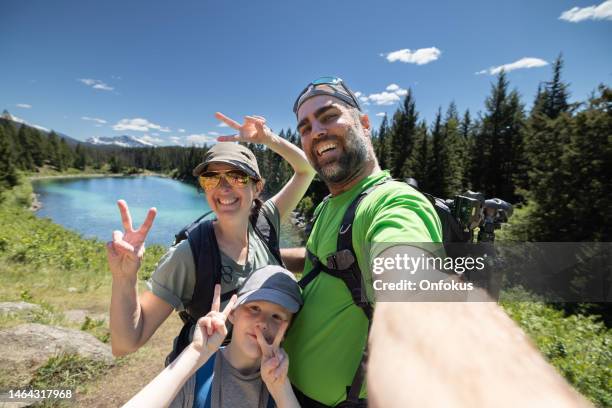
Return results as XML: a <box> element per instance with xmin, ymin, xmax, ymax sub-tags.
<box><xmin>147</xmin><ymin>200</ymin><xmax>282</xmax><ymax>311</ymax></box>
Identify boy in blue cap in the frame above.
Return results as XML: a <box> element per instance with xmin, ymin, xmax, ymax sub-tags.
<box><xmin>124</xmin><ymin>265</ymin><xmax>302</xmax><ymax>408</ymax></box>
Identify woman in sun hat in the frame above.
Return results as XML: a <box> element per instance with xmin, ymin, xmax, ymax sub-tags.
<box><xmin>107</xmin><ymin>112</ymin><xmax>314</xmax><ymax>363</ymax></box>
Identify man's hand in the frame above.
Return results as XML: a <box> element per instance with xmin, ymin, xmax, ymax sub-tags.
<box><xmin>192</xmin><ymin>285</ymin><xmax>238</xmax><ymax>359</ymax></box>
<box><xmin>256</xmin><ymin>321</ymin><xmax>289</xmax><ymax>392</ymax></box>
<box><xmin>106</xmin><ymin>200</ymin><xmax>156</xmax><ymax>280</ymax></box>
<box><xmin>215</xmin><ymin>112</ymin><xmax>278</xmax><ymax>146</ymax></box>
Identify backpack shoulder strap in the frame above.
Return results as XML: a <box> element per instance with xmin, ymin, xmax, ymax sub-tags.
<box><xmin>251</xmin><ymin>206</ymin><xmax>283</xmax><ymax>266</ymax></box>
<box><xmin>303</xmin><ymin>177</ymin><xmax>392</xmax><ymax>319</ymax></box>
<box><xmin>185</xmin><ymin>219</ymin><xmax>223</xmax><ymax>319</ymax></box>
<box><xmin>298</xmin><ymin>176</ymin><xmax>391</xmax><ymax>405</ymax></box>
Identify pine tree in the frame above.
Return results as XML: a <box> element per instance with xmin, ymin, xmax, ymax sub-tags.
<box><xmin>0</xmin><ymin>126</ymin><xmax>19</xmax><ymax>192</ymax></box>
<box><xmin>543</xmin><ymin>54</ymin><xmax>570</xmax><ymax>119</ymax></box>
<box><xmin>59</xmin><ymin>138</ymin><xmax>75</xmax><ymax>170</ymax></box>
<box><xmin>403</xmin><ymin>121</ymin><xmax>430</xmax><ymax>190</ymax></box>
<box><xmin>459</xmin><ymin>109</ymin><xmax>474</xmax><ymax>190</ymax></box>
<box><xmin>428</xmin><ymin>108</ymin><xmax>445</xmax><ymax>196</ymax></box>
<box><xmin>375</xmin><ymin>115</ymin><xmax>389</xmax><ymax>169</ymax></box>
<box><xmin>477</xmin><ymin>71</ymin><xmax>525</xmax><ymax>200</ymax></box>
<box><xmin>441</xmin><ymin>102</ymin><xmax>465</xmax><ymax>196</ymax></box>
<box><xmin>75</xmin><ymin>144</ymin><xmax>87</xmax><ymax>170</ymax></box>
<box><xmin>388</xmin><ymin>90</ymin><xmax>418</xmax><ymax>178</ymax></box>
<box><xmin>48</xmin><ymin>131</ymin><xmax>63</xmax><ymax>171</ymax></box>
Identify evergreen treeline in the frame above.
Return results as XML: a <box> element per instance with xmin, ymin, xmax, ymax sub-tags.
<box><xmin>2</xmin><ymin>55</ymin><xmax>610</xmax><ymax>244</ymax></box>
<box><xmin>0</xmin><ymin>117</ymin><xmax>210</xmax><ymax>192</ymax></box>
<box><xmin>294</xmin><ymin>56</ymin><xmax>611</xmax><ymax>243</ymax></box>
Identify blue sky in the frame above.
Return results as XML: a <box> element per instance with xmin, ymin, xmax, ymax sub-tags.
<box><xmin>1</xmin><ymin>0</ymin><xmax>610</xmax><ymax>146</ymax></box>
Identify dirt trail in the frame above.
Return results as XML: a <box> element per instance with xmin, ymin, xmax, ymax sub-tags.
<box><xmin>75</xmin><ymin>314</ymin><xmax>183</xmax><ymax>407</ymax></box>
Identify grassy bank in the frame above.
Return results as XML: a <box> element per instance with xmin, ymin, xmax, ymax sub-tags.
<box><xmin>0</xmin><ymin>174</ymin><xmax>169</xmax><ymax>402</ymax></box>
<box><xmin>0</xmin><ymin>175</ymin><xmax>610</xmax><ymax>406</ymax></box>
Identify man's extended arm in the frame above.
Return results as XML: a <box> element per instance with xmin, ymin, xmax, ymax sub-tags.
<box><xmin>367</xmin><ymin>297</ymin><xmax>591</xmax><ymax>407</ymax></box>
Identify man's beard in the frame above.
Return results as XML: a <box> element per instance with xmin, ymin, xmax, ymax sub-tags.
<box><xmin>313</xmin><ymin>127</ymin><xmax>368</xmax><ymax>185</ymax></box>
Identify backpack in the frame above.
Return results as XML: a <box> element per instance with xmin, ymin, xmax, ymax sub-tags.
<box><xmin>296</xmin><ymin>177</ymin><xmax>470</xmax><ymax>407</ymax></box>
<box><xmin>165</xmin><ymin>206</ymin><xmax>283</xmax><ymax>365</ymax></box>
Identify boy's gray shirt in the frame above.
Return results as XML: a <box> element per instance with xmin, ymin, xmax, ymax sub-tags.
<box><xmin>169</xmin><ymin>349</ymin><xmax>271</xmax><ymax>408</ymax></box>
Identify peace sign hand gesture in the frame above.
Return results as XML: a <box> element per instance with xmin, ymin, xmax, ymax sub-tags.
<box><xmin>215</xmin><ymin>112</ymin><xmax>278</xmax><ymax>146</ymax></box>
<box><xmin>106</xmin><ymin>200</ymin><xmax>157</xmax><ymax>280</ymax></box>
<box><xmin>256</xmin><ymin>320</ymin><xmax>290</xmax><ymax>393</ymax></box>
<box><xmin>192</xmin><ymin>284</ymin><xmax>238</xmax><ymax>359</ymax></box>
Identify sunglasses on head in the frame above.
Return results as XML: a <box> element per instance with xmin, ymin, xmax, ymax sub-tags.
<box><xmin>293</xmin><ymin>76</ymin><xmax>361</xmax><ymax>114</ymax></box>
<box><xmin>198</xmin><ymin>170</ymin><xmax>255</xmax><ymax>191</ymax></box>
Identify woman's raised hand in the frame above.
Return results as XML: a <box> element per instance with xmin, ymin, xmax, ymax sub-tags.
<box><xmin>256</xmin><ymin>320</ymin><xmax>289</xmax><ymax>391</ymax></box>
<box><xmin>106</xmin><ymin>200</ymin><xmax>156</xmax><ymax>280</ymax></box>
<box><xmin>215</xmin><ymin>112</ymin><xmax>277</xmax><ymax>146</ymax></box>
<box><xmin>192</xmin><ymin>284</ymin><xmax>238</xmax><ymax>356</ymax></box>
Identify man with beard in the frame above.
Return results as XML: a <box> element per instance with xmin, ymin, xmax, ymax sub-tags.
<box><xmin>281</xmin><ymin>78</ymin><xmax>589</xmax><ymax>408</ymax></box>
<box><xmin>282</xmin><ymin>77</ymin><xmax>443</xmax><ymax>407</ymax></box>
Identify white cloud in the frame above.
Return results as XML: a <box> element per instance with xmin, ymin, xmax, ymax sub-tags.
<box><xmin>367</xmin><ymin>92</ymin><xmax>401</xmax><ymax>105</ymax></box>
<box><xmin>81</xmin><ymin>116</ymin><xmax>107</xmax><ymax>124</ymax></box>
<box><xmin>354</xmin><ymin>91</ymin><xmax>363</xmax><ymax>98</ymax></box>
<box><xmin>170</xmin><ymin>136</ymin><xmax>182</xmax><ymax>145</ymax></box>
<box><xmin>385</xmin><ymin>84</ymin><xmax>400</xmax><ymax>92</ymax></box>
<box><xmin>16</xmin><ymin>103</ymin><xmax>31</xmax><ymax>109</ymax></box>
<box><xmin>78</xmin><ymin>78</ymin><xmax>114</xmax><ymax>91</ymax></box>
<box><xmin>218</xmin><ymin>122</ymin><xmax>229</xmax><ymax>128</ymax></box>
<box><xmin>208</xmin><ymin>131</ymin><xmax>220</xmax><ymax>136</ymax></box>
<box><xmin>384</xmin><ymin>47</ymin><xmax>441</xmax><ymax>65</ymax></box>
<box><xmin>376</xmin><ymin>112</ymin><xmax>387</xmax><ymax>117</ymax></box>
<box><xmin>560</xmin><ymin>0</ymin><xmax>612</xmax><ymax>22</ymax></box>
<box><xmin>113</xmin><ymin>118</ymin><xmax>170</xmax><ymax>132</ymax></box>
<box><xmin>185</xmin><ymin>134</ymin><xmax>217</xmax><ymax>146</ymax></box>
<box><xmin>359</xmin><ymin>84</ymin><xmax>409</xmax><ymax>106</ymax></box>
<box><xmin>178</xmin><ymin>128</ymin><xmax>186</xmax><ymax>133</ymax></box>
<box><xmin>476</xmin><ymin>57</ymin><xmax>548</xmax><ymax>75</ymax></box>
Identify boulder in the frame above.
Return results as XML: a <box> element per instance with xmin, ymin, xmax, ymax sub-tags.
<box><xmin>0</xmin><ymin>323</ymin><xmax>113</xmax><ymax>387</ymax></box>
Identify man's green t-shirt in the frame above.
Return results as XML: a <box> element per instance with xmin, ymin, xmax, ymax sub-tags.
<box><xmin>283</xmin><ymin>170</ymin><xmax>442</xmax><ymax>406</ymax></box>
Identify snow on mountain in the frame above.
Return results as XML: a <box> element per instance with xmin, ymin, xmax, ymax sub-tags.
<box><xmin>86</xmin><ymin>135</ymin><xmax>156</xmax><ymax>148</ymax></box>
<box><xmin>2</xmin><ymin>110</ymin><xmax>49</xmax><ymax>132</ymax></box>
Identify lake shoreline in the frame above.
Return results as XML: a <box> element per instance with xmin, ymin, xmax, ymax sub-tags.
<box><xmin>29</xmin><ymin>175</ymin><xmax>305</xmax><ymax>247</ymax></box>
<box><xmin>28</xmin><ymin>171</ymin><xmax>168</xmax><ymax>181</ymax></box>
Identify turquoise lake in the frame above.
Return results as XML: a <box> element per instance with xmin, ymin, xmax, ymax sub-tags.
<box><xmin>31</xmin><ymin>176</ymin><xmax>303</xmax><ymax>248</ymax></box>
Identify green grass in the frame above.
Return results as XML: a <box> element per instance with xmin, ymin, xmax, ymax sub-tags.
<box><xmin>501</xmin><ymin>288</ymin><xmax>612</xmax><ymax>407</ymax></box>
<box><xmin>0</xmin><ymin>175</ymin><xmax>167</xmax><ymax>394</ymax></box>
<box><xmin>1</xmin><ymin>176</ymin><xmax>610</xmax><ymax>406</ymax></box>
<box><xmin>28</xmin><ymin>353</ymin><xmax>114</xmax><ymax>407</ymax></box>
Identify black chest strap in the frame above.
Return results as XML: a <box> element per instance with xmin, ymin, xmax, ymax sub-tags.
<box><xmin>297</xmin><ymin>176</ymin><xmax>391</xmax><ymax>405</ymax></box>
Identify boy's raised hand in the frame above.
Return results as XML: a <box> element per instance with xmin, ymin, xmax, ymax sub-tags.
<box><xmin>256</xmin><ymin>320</ymin><xmax>289</xmax><ymax>391</ymax></box>
<box><xmin>192</xmin><ymin>284</ymin><xmax>238</xmax><ymax>357</ymax></box>
<box><xmin>106</xmin><ymin>200</ymin><xmax>156</xmax><ymax>279</ymax></box>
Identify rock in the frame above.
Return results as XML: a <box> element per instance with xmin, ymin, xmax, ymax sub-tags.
<box><xmin>63</xmin><ymin>309</ymin><xmax>108</xmax><ymax>325</ymax></box>
<box><xmin>67</xmin><ymin>287</ymin><xmax>77</xmax><ymax>293</ymax></box>
<box><xmin>0</xmin><ymin>323</ymin><xmax>113</xmax><ymax>386</ymax></box>
<box><xmin>0</xmin><ymin>302</ymin><xmax>42</xmax><ymax>315</ymax></box>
